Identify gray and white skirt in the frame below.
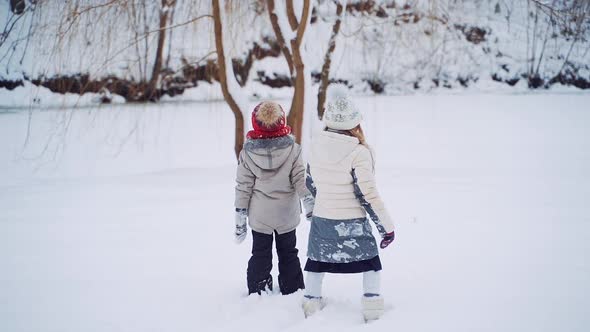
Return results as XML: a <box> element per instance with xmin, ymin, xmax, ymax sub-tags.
<box><xmin>307</xmin><ymin>216</ymin><xmax>379</xmax><ymax>264</ymax></box>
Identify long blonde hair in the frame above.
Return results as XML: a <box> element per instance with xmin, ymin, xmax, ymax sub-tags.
<box><xmin>350</xmin><ymin>125</ymin><xmax>375</xmax><ymax>171</ymax></box>
<box><xmin>348</xmin><ymin>125</ymin><xmax>367</xmax><ymax>146</ymax></box>
<box><xmin>325</xmin><ymin>125</ymin><xmax>373</xmax><ymax>170</ymax></box>
<box><xmin>325</xmin><ymin>125</ymin><xmax>368</xmax><ymax>146</ymax></box>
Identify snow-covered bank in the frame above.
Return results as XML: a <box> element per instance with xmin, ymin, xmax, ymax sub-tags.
<box><xmin>2</xmin><ymin>77</ymin><xmax>589</xmax><ymax>109</ymax></box>
<box><xmin>0</xmin><ymin>81</ymin><xmax>126</xmax><ymax>109</ymax></box>
<box><xmin>2</xmin><ymin>1</ymin><xmax>590</xmax><ymax>104</ymax></box>
<box><xmin>1</xmin><ymin>94</ymin><xmax>589</xmax><ymax>332</ymax></box>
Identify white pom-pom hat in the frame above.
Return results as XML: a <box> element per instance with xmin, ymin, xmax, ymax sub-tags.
<box><xmin>323</xmin><ymin>85</ymin><xmax>362</xmax><ymax>130</ymax></box>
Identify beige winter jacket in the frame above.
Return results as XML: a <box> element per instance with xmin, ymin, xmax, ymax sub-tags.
<box><xmin>309</xmin><ymin>130</ymin><xmax>395</xmax><ymax>234</ymax></box>
<box><xmin>234</xmin><ymin>135</ymin><xmax>310</xmax><ymax>235</ymax></box>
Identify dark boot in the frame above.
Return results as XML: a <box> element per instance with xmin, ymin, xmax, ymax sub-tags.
<box><xmin>251</xmin><ymin>275</ymin><xmax>273</xmax><ymax>295</ymax></box>
<box><xmin>275</xmin><ymin>230</ymin><xmax>305</xmax><ymax>295</ymax></box>
<box><xmin>247</xmin><ymin>230</ymin><xmax>274</xmax><ymax>294</ymax></box>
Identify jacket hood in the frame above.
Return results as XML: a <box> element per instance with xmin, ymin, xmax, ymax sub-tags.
<box><xmin>244</xmin><ymin>135</ymin><xmax>294</xmax><ymax>170</ymax></box>
<box><xmin>311</xmin><ymin>130</ymin><xmax>360</xmax><ymax>164</ymax></box>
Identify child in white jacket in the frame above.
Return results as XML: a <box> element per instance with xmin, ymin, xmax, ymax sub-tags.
<box><xmin>303</xmin><ymin>93</ymin><xmax>395</xmax><ymax>321</ymax></box>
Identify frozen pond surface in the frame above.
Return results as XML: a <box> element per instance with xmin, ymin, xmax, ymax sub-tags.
<box><xmin>1</xmin><ymin>94</ymin><xmax>589</xmax><ymax>332</ymax></box>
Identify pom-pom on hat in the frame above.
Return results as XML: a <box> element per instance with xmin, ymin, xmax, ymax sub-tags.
<box><xmin>323</xmin><ymin>85</ymin><xmax>362</xmax><ymax>130</ymax></box>
<box><xmin>247</xmin><ymin>101</ymin><xmax>292</xmax><ymax>139</ymax></box>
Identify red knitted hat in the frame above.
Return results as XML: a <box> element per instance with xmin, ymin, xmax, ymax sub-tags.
<box><xmin>247</xmin><ymin>101</ymin><xmax>291</xmax><ymax>139</ymax></box>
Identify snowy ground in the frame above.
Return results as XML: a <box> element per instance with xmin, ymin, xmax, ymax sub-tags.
<box><xmin>1</xmin><ymin>94</ymin><xmax>589</xmax><ymax>332</ymax></box>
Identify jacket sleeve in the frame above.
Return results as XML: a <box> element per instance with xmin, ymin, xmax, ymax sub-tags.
<box><xmin>234</xmin><ymin>150</ymin><xmax>255</xmax><ymax>210</ymax></box>
<box><xmin>351</xmin><ymin>146</ymin><xmax>395</xmax><ymax>235</ymax></box>
<box><xmin>290</xmin><ymin>144</ymin><xmax>312</xmax><ymax>199</ymax></box>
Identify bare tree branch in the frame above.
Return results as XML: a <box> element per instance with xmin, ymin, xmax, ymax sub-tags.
<box><xmin>58</xmin><ymin>0</ymin><xmax>123</xmax><ymax>40</ymax></box>
<box><xmin>96</xmin><ymin>15</ymin><xmax>213</xmax><ymax>74</ymax></box>
<box><xmin>73</xmin><ymin>0</ymin><xmax>121</xmax><ymax>16</ymax></box>
<box><xmin>286</xmin><ymin>0</ymin><xmax>299</xmax><ymax>30</ymax></box>
<box><xmin>317</xmin><ymin>1</ymin><xmax>345</xmax><ymax>119</ymax></box>
<box><xmin>293</xmin><ymin>0</ymin><xmax>311</xmax><ymax>47</ymax></box>
<box><xmin>266</xmin><ymin>0</ymin><xmax>294</xmax><ymax>78</ymax></box>
<box><xmin>0</xmin><ymin>7</ymin><xmax>30</xmax><ymax>48</ymax></box>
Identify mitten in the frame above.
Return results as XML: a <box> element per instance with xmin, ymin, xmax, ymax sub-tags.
<box><xmin>380</xmin><ymin>230</ymin><xmax>395</xmax><ymax>249</ymax></box>
<box><xmin>302</xmin><ymin>194</ymin><xmax>315</xmax><ymax>221</ymax></box>
<box><xmin>235</xmin><ymin>208</ymin><xmax>248</xmax><ymax>244</ymax></box>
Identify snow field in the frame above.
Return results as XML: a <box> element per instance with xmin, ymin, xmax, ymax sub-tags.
<box><xmin>1</xmin><ymin>94</ymin><xmax>590</xmax><ymax>332</ymax></box>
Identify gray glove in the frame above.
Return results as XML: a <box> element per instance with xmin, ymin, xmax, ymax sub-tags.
<box><xmin>302</xmin><ymin>194</ymin><xmax>315</xmax><ymax>221</ymax></box>
<box><xmin>235</xmin><ymin>208</ymin><xmax>248</xmax><ymax>244</ymax></box>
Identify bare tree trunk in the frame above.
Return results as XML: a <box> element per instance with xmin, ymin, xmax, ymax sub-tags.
<box><xmin>317</xmin><ymin>1</ymin><xmax>344</xmax><ymax>119</ymax></box>
<box><xmin>165</xmin><ymin>2</ymin><xmax>176</xmax><ymax>69</ymax></box>
<box><xmin>535</xmin><ymin>5</ymin><xmax>554</xmax><ymax>76</ymax></box>
<box><xmin>287</xmin><ymin>0</ymin><xmax>310</xmax><ymax>143</ymax></box>
<box><xmin>142</xmin><ymin>2</ymin><xmax>149</xmax><ymax>83</ymax></box>
<box><xmin>526</xmin><ymin>0</ymin><xmax>531</xmax><ymax>77</ymax></box>
<box><xmin>148</xmin><ymin>0</ymin><xmax>174</xmax><ymax>100</ymax></box>
<box><xmin>212</xmin><ymin>0</ymin><xmax>245</xmax><ymax>159</ymax></box>
<box><xmin>266</xmin><ymin>0</ymin><xmax>311</xmax><ymax>143</ymax></box>
<box><xmin>529</xmin><ymin>5</ymin><xmax>539</xmax><ymax>76</ymax></box>
<box><xmin>128</xmin><ymin>1</ymin><xmax>145</xmax><ymax>82</ymax></box>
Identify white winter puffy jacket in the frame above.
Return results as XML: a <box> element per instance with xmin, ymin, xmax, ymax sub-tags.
<box><xmin>309</xmin><ymin>130</ymin><xmax>395</xmax><ymax>234</ymax></box>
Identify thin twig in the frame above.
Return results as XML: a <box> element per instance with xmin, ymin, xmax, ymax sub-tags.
<box><xmin>95</xmin><ymin>15</ymin><xmax>212</xmax><ymax>73</ymax></box>
<box><xmin>73</xmin><ymin>0</ymin><xmax>121</xmax><ymax>16</ymax></box>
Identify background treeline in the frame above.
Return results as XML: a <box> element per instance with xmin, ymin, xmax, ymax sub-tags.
<box><xmin>1</xmin><ymin>0</ymin><xmax>590</xmax><ymax>103</ymax></box>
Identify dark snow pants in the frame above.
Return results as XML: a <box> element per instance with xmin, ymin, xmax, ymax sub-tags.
<box><xmin>247</xmin><ymin>229</ymin><xmax>305</xmax><ymax>295</ymax></box>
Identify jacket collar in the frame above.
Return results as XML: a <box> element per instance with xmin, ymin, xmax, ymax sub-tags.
<box><xmin>319</xmin><ymin>130</ymin><xmax>360</xmax><ymax>144</ymax></box>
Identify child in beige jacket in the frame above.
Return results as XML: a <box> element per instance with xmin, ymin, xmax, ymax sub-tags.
<box><xmin>303</xmin><ymin>93</ymin><xmax>395</xmax><ymax>321</ymax></box>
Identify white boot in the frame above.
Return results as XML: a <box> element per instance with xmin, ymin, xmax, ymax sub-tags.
<box><xmin>302</xmin><ymin>296</ymin><xmax>327</xmax><ymax>318</ymax></box>
<box><xmin>361</xmin><ymin>295</ymin><xmax>384</xmax><ymax>322</ymax></box>
<box><xmin>302</xmin><ymin>272</ymin><xmax>326</xmax><ymax>318</ymax></box>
